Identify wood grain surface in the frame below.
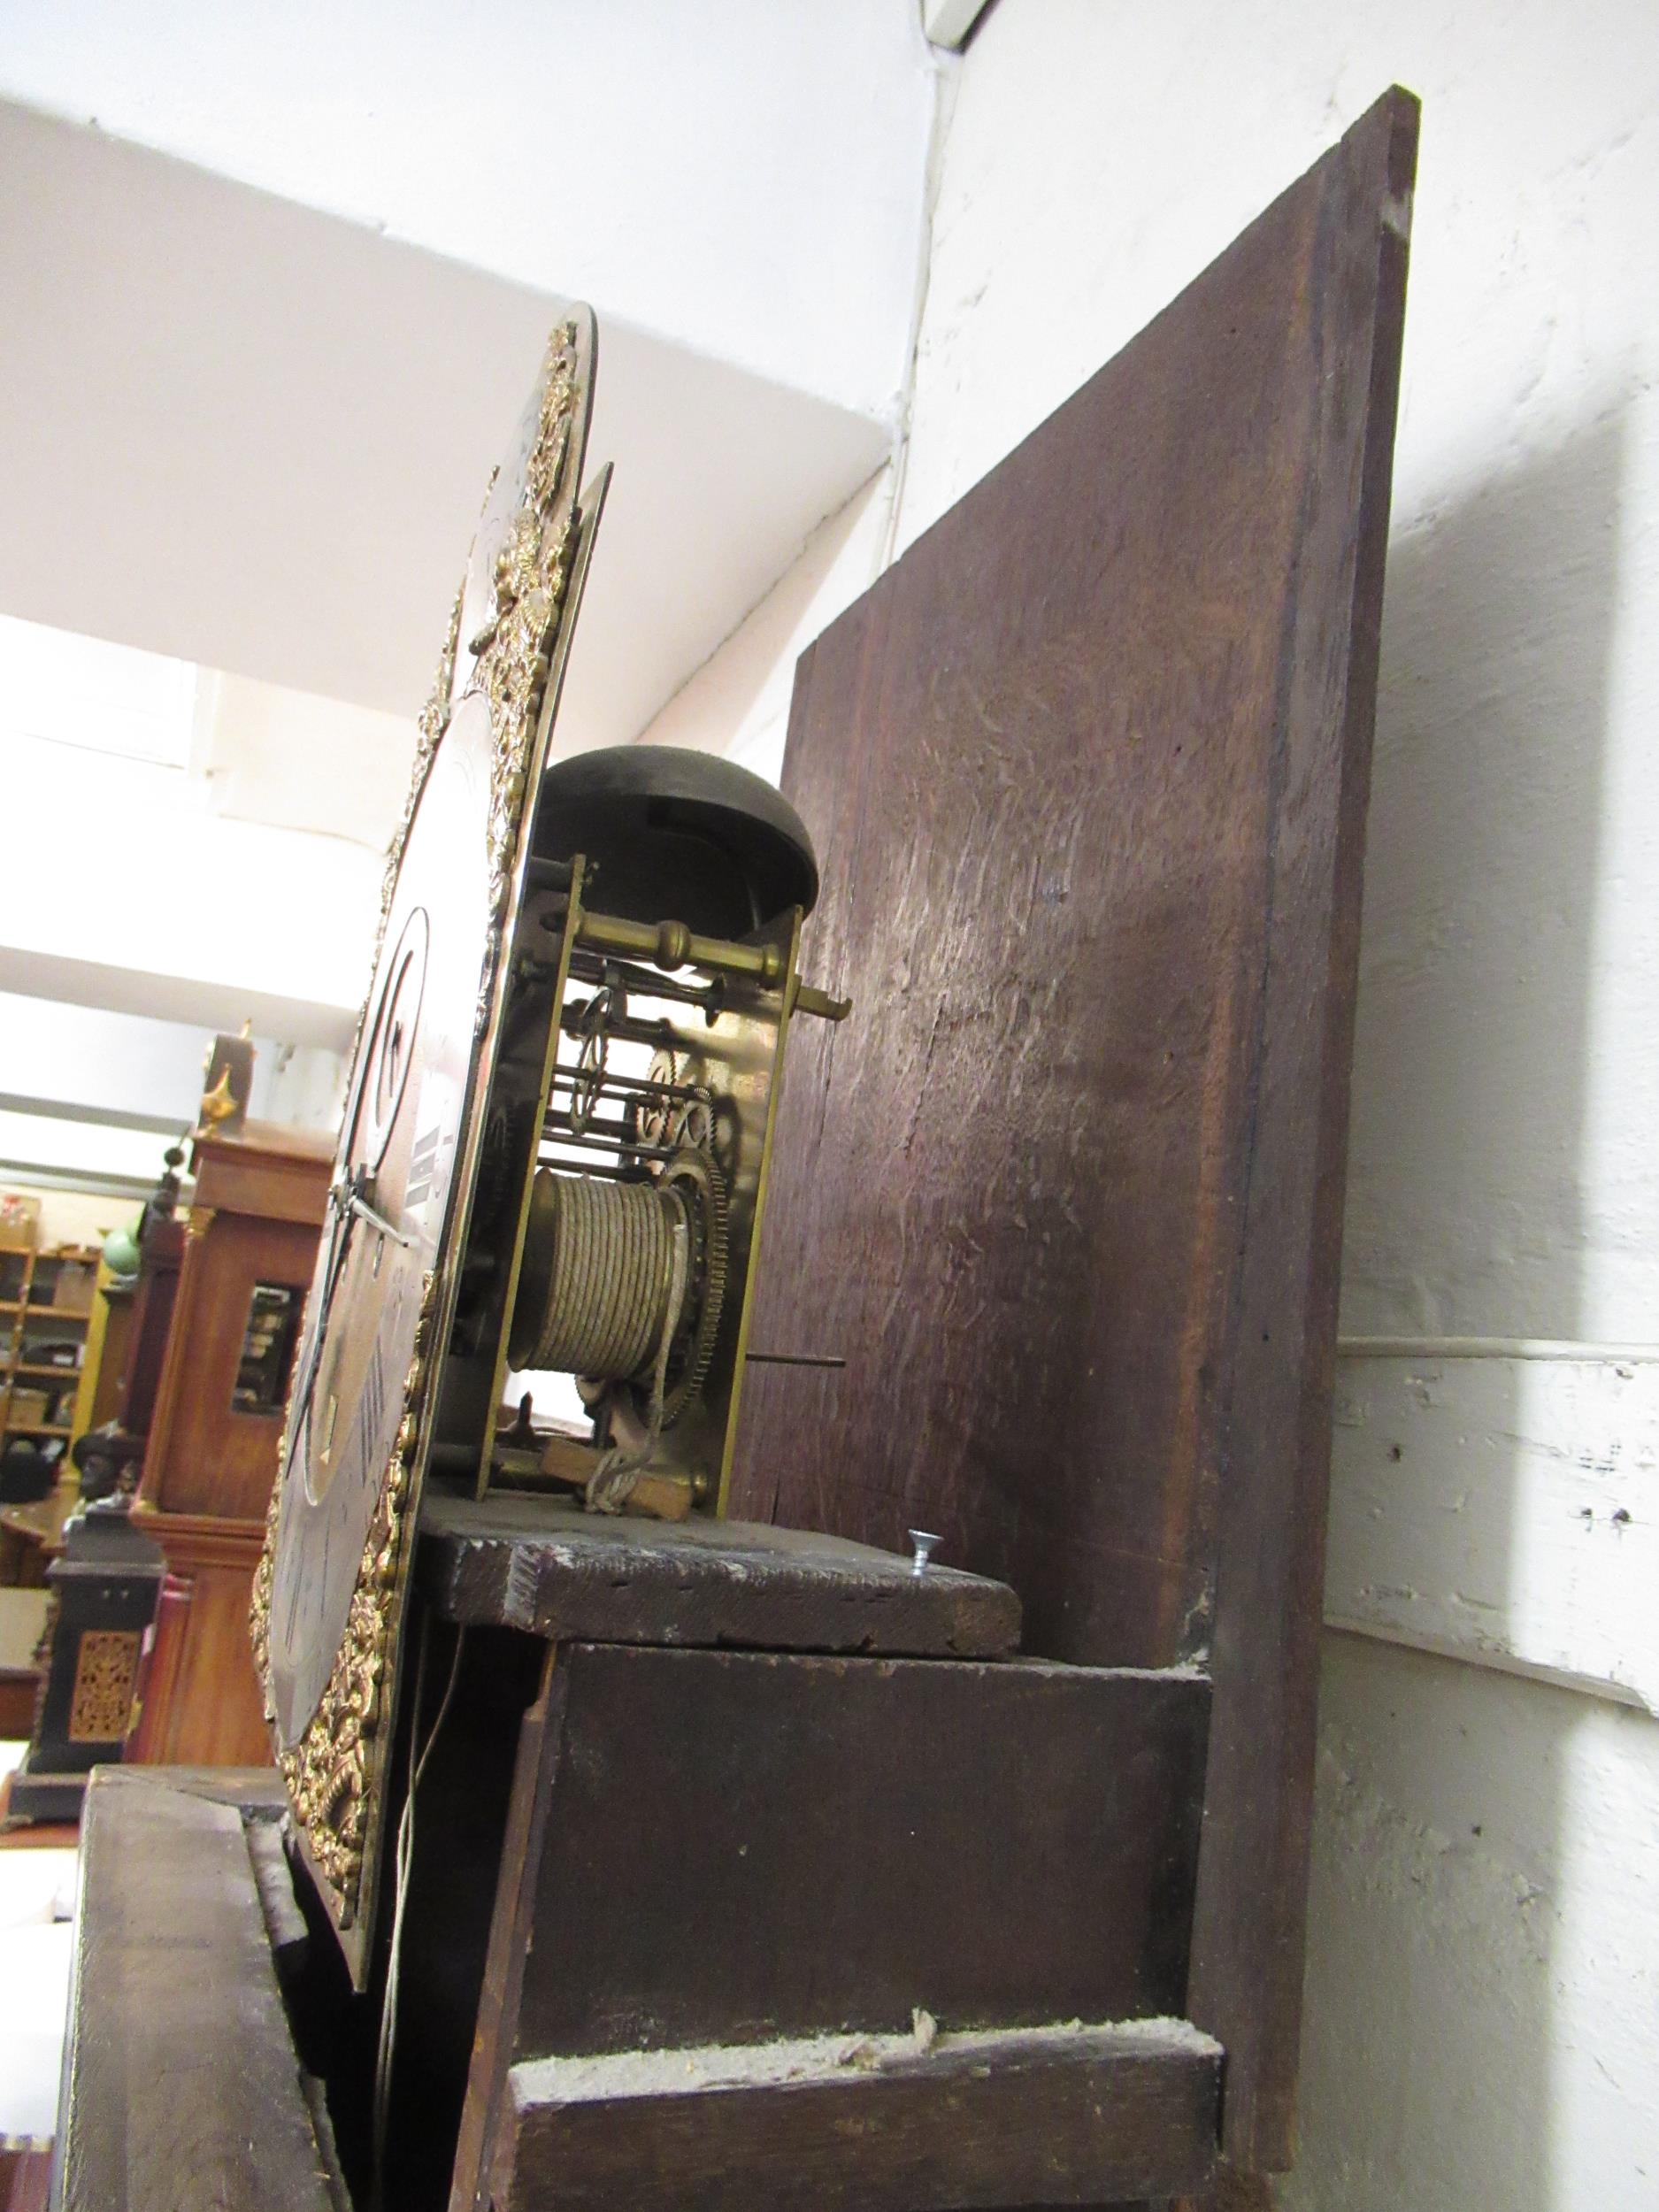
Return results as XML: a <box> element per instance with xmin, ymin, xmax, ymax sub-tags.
<box><xmin>142</xmin><ymin>1202</ymin><xmax>323</xmax><ymax>1523</ymax></box>
<box><xmin>419</xmin><ymin>1492</ymin><xmax>1020</xmax><ymax>1656</ymax></box>
<box><xmin>56</xmin><ymin>1767</ymin><xmax>339</xmax><ymax>2212</ymax></box>
<box><xmin>730</xmin><ymin>89</ymin><xmax>1417</xmax><ymax>2174</ymax></box>
<box><xmin>509</xmin><ymin>1644</ymin><xmax>1208</xmax><ymax>2061</ymax></box>
<box><xmin>126</xmin><ymin>1517</ymin><xmax>273</xmax><ymax>1767</ymax></box>
<box><xmin>494</xmin><ymin>2019</ymin><xmax>1222</xmax><ymax>2212</ymax></box>
<box><xmin>448</xmin><ymin>1646</ymin><xmax>565</xmax><ymax>2212</ymax></box>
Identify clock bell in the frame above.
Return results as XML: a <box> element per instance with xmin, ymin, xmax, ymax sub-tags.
<box><xmin>440</xmin><ymin>741</ymin><xmax>849</xmax><ymax>1523</ymax></box>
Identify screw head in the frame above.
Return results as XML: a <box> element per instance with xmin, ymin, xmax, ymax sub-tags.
<box><xmin>908</xmin><ymin>1529</ymin><xmax>942</xmax><ymax>1578</ymax></box>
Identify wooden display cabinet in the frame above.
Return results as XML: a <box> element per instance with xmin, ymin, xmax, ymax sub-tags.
<box><xmin>0</xmin><ymin>1242</ymin><xmax>101</xmax><ymax>1460</ymax></box>
<box><xmin>132</xmin><ymin>1124</ymin><xmax>330</xmax><ymax>1766</ymax></box>
<box><xmin>70</xmin><ymin>1259</ymin><xmax>139</xmax><ymax>1441</ymax></box>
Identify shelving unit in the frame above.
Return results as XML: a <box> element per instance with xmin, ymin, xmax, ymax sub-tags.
<box><xmin>0</xmin><ymin>1240</ymin><xmax>100</xmax><ymax>1462</ymax></box>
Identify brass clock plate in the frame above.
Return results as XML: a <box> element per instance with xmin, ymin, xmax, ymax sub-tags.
<box><xmin>252</xmin><ymin>311</ymin><xmax>601</xmax><ymax>1968</ymax></box>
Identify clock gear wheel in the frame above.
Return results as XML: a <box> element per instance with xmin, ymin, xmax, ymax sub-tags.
<box><xmin>648</xmin><ymin>1143</ymin><xmax>728</xmax><ymax>1431</ymax></box>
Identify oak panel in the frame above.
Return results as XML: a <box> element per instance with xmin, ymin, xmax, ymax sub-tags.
<box><xmin>733</xmin><ymin>90</ymin><xmax>1417</xmax><ymax>2170</ymax></box>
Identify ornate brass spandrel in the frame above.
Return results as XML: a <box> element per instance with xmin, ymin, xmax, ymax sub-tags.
<box><xmin>248</xmin><ymin>1414</ymin><xmax>286</xmax><ymax>1722</ymax></box>
<box><xmin>68</xmin><ymin>1629</ymin><xmax>142</xmax><ymax>1743</ymax></box>
<box><xmin>472</xmin><ymin>318</ymin><xmax>581</xmax><ymax>1033</ymax></box>
<box><xmin>251</xmin><ymin>1268</ymin><xmax>437</xmax><ymax>1926</ymax></box>
<box><xmin>378</xmin><ymin>581</ymin><xmax>464</xmax><ymax>937</ymax></box>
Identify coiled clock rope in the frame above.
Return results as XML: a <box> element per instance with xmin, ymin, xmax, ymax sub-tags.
<box><xmin>521</xmin><ymin>1171</ymin><xmax>684</xmax><ymax>1379</ymax></box>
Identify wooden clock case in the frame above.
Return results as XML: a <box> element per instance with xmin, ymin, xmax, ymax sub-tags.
<box><xmin>132</xmin><ymin>1123</ymin><xmax>331</xmax><ymax>1765</ymax></box>
<box><xmin>54</xmin><ymin>88</ymin><xmax>1417</xmax><ymax>2212</ymax></box>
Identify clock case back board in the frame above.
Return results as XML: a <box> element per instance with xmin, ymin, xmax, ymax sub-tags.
<box><xmin>730</xmin><ymin>88</ymin><xmax>1418</xmax><ymax>2174</ymax></box>
<box><xmin>256</xmin><ymin>309</ymin><xmax>607</xmax><ymax>1981</ymax></box>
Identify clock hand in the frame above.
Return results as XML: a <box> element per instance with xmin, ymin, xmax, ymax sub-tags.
<box><xmin>284</xmin><ymin>1166</ymin><xmax>415</xmax><ymax>1474</ymax></box>
<box><xmin>284</xmin><ymin>898</ymin><xmax>415</xmax><ymax>1449</ymax></box>
<box><xmin>344</xmin><ymin>1187</ymin><xmax>416</xmax><ymax>1248</ymax></box>
<box><xmin>285</xmin><ymin>1174</ymin><xmax>357</xmax><ymax>1452</ymax></box>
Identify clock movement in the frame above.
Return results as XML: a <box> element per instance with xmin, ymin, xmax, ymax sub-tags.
<box><xmin>253</xmin><ymin>309</ymin><xmax>849</xmax><ymax>1976</ymax></box>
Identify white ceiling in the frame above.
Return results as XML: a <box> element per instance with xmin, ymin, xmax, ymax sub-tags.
<box><xmin>0</xmin><ymin>99</ymin><xmax>892</xmax><ymax>735</ymax></box>
<box><xmin>0</xmin><ymin>7</ymin><xmax>938</xmax><ymax>1157</ymax></box>
<box><xmin>0</xmin><ymin>0</ymin><xmax>935</xmax><ymax>420</ymax></box>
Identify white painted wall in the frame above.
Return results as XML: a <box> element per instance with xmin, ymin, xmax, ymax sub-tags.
<box><xmin>1296</xmin><ymin>1635</ymin><xmax>1659</xmax><ymax>2212</ymax></box>
<box><xmin>0</xmin><ymin>664</ymin><xmax>384</xmax><ymax>1049</ymax></box>
<box><xmin>644</xmin><ymin>474</ymin><xmax>895</xmax><ymax>783</ymax></box>
<box><xmin>634</xmin><ymin>4</ymin><xmax>1659</xmax><ymax>2202</ymax></box>
<box><xmin>0</xmin><ymin>10</ymin><xmax>941</xmax><ymax>1196</ymax></box>
<box><xmin>0</xmin><ymin>988</ymin><xmax>344</xmax><ymax>1168</ymax></box>
<box><xmin>203</xmin><ymin>670</ymin><xmax>411</xmax><ymax>849</ymax></box>
<box><xmin>0</xmin><ymin>992</ymin><xmax>206</xmax><ymax>1132</ymax></box>
<box><xmin>0</xmin><ymin>616</ymin><xmax>400</xmax><ymax>1176</ymax></box>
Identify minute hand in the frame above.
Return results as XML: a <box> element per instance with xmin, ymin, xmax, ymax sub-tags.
<box><xmin>285</xmin><ymin>1182</ymin><xmax>353</xmax><ymax>1451</ymax></box>
<box><xmin>346</xmin><ymin>1188</ymin><xmax>416</xmax><ymax>1248</ymax></box>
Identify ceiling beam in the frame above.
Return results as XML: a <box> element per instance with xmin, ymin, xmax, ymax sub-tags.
<box><xmin>0</xmin><ymin>945</ymin><xmax>357</xmax><ymax>1055</ymax></box>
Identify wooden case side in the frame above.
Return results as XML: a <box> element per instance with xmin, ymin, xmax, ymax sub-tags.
<box><xmin>1185</xmin><ymin>87</ymin><xmax>1419</xmax><ymax>2172</ymax></box>
<box><xmin>732</xmin><ymin>86</ymin><xmax>1418</xmax><ymax>2176</ymax></box>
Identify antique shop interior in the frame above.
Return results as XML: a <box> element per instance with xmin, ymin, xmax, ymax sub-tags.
<box><xmin>0</xmin><ymin>7</ymin><xmax>1655</xmax><ymax>2212</ymax></box>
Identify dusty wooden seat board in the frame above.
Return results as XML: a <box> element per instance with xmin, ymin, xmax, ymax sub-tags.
<box><xmin>731</xmin><ymin>88</ymin><xmax>1418</xmax><ymax>2170</ymax></box>
<box><xmin>494</xmin><ymin>2018</ymin><xmax>1223</xmax><ymax>2212</ymax></box>
<box><xmin>419</xmin><ymin>1494</ymin><xmax>1021</xmax><ymax>1655</ymax></box>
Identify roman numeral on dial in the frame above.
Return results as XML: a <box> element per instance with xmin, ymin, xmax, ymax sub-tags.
<box><xmin>404</xmin><ymin>1125</ymin><xmax>442</xmax><ymax>1210</ymax></box>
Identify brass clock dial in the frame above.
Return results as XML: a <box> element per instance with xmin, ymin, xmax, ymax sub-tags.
<box><xmin>265</xmin><ymin>722</ymin><xmax>487</xmax><ymax>1744</ymax></box>
<box><xmin>252</xmin><ymin>312</ymin><xmax>599</xmax><ymax>1955</ymax></box>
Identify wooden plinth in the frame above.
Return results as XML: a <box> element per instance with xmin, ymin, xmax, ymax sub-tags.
<box><xmin>127</xmin><ymin>1513</ymin><xmax>271</xmax><ymax>1769</ymax></box>
<box><xmin>59</xmin><ymin>1763</ymin><xmax>1223</xmax><ymax>2212</ymax></box>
